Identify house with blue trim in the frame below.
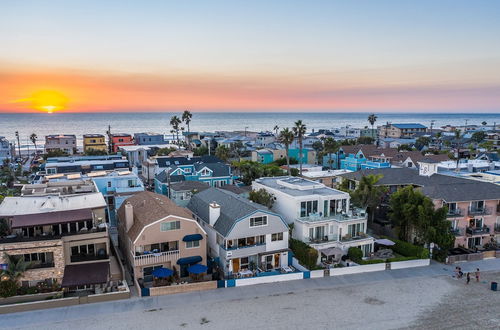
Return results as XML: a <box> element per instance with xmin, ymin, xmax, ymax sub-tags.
<box><xmin>322</xmin><ymin>145</ymin><xmax>390</xmax><ymax>171</ymax></box>
<box><xmin>187</xmin><ymin>188</ymin><xmax>290</xmax><ymax>278</ymax></box>
<box><xmin>154</xmin><ymin>156</ymin><xmax>233</xmax><ymax>196</ymax></box>
<box><xmin>134</xmin><ymin>133</ymin><xmax>166</xmax><ymax>145</ymax></box>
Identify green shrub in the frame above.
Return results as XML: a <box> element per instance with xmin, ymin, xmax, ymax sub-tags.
<box><xmin>381</xmin><ymin>236</ymin><xmax>429</xmax><ymax>259</ymax></box>
<box><xmin>289</xmin><ymin>239</ymin><xmax>318</xmax><ymax>270</ymax></box>
<box><xmin>357</xmin><ymin>259</ymin><xmax>385</xmax><ymax>265</ymax></box>
<box><xmin>347</xmin><ymin>247</ymin><xmax>363</xmax><ymax>261</ymax></box>
<box><xmin>0</xmin><ymin>280</ymin><xmax>18</xmax><ymax>298</ymax></box>
<box><xmin>387</xmin><ymin>256</ymin><xmax>418</xmax><ymax>262</ymax></box>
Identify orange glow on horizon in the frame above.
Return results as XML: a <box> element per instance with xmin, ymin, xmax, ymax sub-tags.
<box><xmin>11</xmin><ymin>90</ymin><xmax>69</xmax><ymax>113</ymax></box>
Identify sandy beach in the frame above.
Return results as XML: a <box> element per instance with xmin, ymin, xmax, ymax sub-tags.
<box><xmin>9</xmin><ymin>271</ymin><xmax>500</xmax><ymax>330</ymax></box>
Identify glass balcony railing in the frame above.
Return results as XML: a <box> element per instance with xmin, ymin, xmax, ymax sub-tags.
<box><xmin>298</xmin><ymin>208</ymin><xmax>367</xmax><ymax>223</ymax></box>
<box><xmin>466</xmin><ymin>226</ymin><xmax>490</xmax><ymax>235</ymax></box>
<box><xmin>468</xmin><ymin>207</ymin><xmax>491</xmax><ymax>216</ymax></box>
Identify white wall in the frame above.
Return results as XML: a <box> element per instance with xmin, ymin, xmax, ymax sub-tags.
<box><xmin>390</xmin><ymin>259</ymin><xmax>430</xmax><ymax>269</ymax></box>
<box><xmin>235</xmin><ymin>272</ymin><xmax>303</xmax><ymax>286</ymax></box>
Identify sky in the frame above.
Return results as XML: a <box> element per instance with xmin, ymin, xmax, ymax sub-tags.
<box><xmin>1</xmin><ymin>0</ymin><xmax>500</xmax><ymax>113</ymax></box>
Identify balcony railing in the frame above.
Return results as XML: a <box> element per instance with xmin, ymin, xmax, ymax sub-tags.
<box><xmin>221</xmin><ymin>242</ymin><xmax>266</xmax><ymax>251</ymax></box>
<box><xmin>70</xmin><ymin>254</ymin><xmax>108</xmax><ymax>263</ymax></box>
<box><xmin>299</xmin><ymin>208</ymin><xmax>367</xmax><ymax>223</ymax></box>
<box><xmin>468</xmin><ymin>207</ymin><xmax>491</xmax><ymax>216</ymax></box>
<box><xmin>494</xmin><ymin>225</ymin><xmax>500</xmax><ymax>233</ymax></box>
<box><xmin>0</xmin><ymin>226</ymin><xmax>107</xmax><ymax>244</ymax></box>
<box><xmin>28</xmin><ymin>262</ymin><xmax>55</xmax><ymax>270</ymax></box>
<box><xmin>466</xmin><ymin>226</ymin><xmax>490</xmax><ymax>236</ymax></box>
<box><xmin>306</xmin><ymin>235</ymin><xmax>339</xmax><ymax>245</ymax></box>
<box><xmin>132</xmin><ymin>250</ymin><xmax>180</xmax><ymax>267</ymax></box>
<box><xmin>446</xmin><ymin>209</ymin><xmax>462</xmax><ymax>218</ymax></box>
<box><xmin>340</xmin><ymin>233</ymin><xmax>371</xmax><ymax>242</ymax></box>
<box><xmin>450</xmin><ymin>228</ymin><xmax>463</xmax><ymax>236</ymax></box>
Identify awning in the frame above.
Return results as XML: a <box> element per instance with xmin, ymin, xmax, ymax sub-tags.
<box><xmin>182</xmin><ymin>234</ymin><xmax>203</xmax><ymax>242</ymax></box>
<box><xmin>375</xmin><ymin>239</ymin><xmax>396</xmax><ymax>246</ymax></box>
<box><xmin>152</xmin><ymin>267</ymin><xmax>173</xmax><ymax>278</ymax></box>
<box><xmin>320</xmin><ymin>247</ymin><xmax>344</xmax><ymax>257</ymax></box>
<box><xmin>11</xmin><ymin>208</ymin><xmax>93</xmax><ymax>228</ymax></box>
<box><xmin>62</xmin><ymin>262</ymin><xmax>109</xmax><ymax>287</ymax></box>
<box><xmin>176</xmin><ymin>256</ymin><xmax>202</xmax><ymax>265</ymax></box>
<box><xmin>187</xmin><ymin>264</ymin><xmax>208</xmax><ymax>274</ymax></box>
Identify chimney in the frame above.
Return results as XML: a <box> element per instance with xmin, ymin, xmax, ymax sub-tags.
<box><xmin>125</xmin><ymin>202</ymin><xmax>134</xmax><ymax>232</ymax></box>
<box><xmin>209</xmin><ymin>202</ymin><xmax>220</xmax><ymax>226</ymax></box>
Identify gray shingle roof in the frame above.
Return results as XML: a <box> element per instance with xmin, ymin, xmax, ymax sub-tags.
<box><xmin>170</xmin><ymin>181</ymin><xmax>210</xmax><ymax>192</ymax></box>
<box><xmin>187</xmin><ymin>187</ymin><xmax>268</xmax><ymax>236</ymax></box>
<box><xmin>340</xmin><ymin>168</ymin><xmax>500</xmax><ymax>202</ymax></box>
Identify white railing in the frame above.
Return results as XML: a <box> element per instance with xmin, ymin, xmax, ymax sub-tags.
<box><xmin>132</xmin><ymin>250</ymin><xmax>180</xmax><ymax>267</ymax></box>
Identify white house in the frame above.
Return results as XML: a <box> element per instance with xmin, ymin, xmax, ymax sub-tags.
<box><xmin>252</xmin><ymin>176</ymin><xmax>374</xmax><ymax>263</ymax></box>
<box><xmin>187</xmin><ymin>187</ymin><xmax>289</xmax><ymax>277</ymax></box>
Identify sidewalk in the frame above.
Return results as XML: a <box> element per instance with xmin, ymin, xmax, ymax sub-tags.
<box><xmin>2</xmin><ymin>258</ymin><xmax>500</xmax><ymax>328</ymax></box>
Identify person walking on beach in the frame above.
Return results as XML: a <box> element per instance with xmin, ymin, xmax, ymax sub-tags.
<box><xmin>458</xmin><ymin>267</ymin><xmax>463</xmax><ymax>278</ymax></box>
<box><xmin>466</xmin><ymin>272</ymin><xmax>471</xmax><ymax>284</ymax></box>
<box><xmin>475</xmin><ymin>268</ymin><xmax>480</xmax><ymax>282</ymax></box>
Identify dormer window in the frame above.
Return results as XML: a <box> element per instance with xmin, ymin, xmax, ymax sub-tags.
<box><xmin>200</xmin><ymin>168</ymin><xmax>210</xmax><ymax>176</ymax></box>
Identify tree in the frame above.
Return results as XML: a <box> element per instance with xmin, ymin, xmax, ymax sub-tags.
<box><xmin>155</xmin><ymin>147</ymin><xmax>177</xmax><ymax>156</ymax></box>
<box><xmin>43</xmin><ymin>149</ymin><xmax>68</xmax><ymax>159</ymax></box>
<box><xmin>1</xmin><ymin>253</ymin><xmax>31</xmax><ymax>283</ymax></box>
<box><xmin>311</xmin><ymin>140</ymin><xmax>324</xmax><ymax>165</ymax></box>
<box><xmin>182</xmin><ymin>110</ymin><xmax>193</xmax><ymax>149</ymax></box>
<box><xmin>479</xmin><ymin>141</ymin><xmax>494</xmax><ymax>151</ymax></box>
<box><xmin>232</xmin><ymin>161</ymin><xmax>285</xmax><ymax>185</ymax></box>
<box><xmin>215</xmin><ymin>145</ymin><xmax>230</xmax><ymax>162</ymax></box>
<box><xmin>350</xmin><ymin>174</ymin><xmax>387</xmax><ymax>223</ymax></box>
<box><xmin>323</xmin><ymin>137</ymin><xmax>339</xmax><ymax>170</ymax></box>
<box><xmin>193</xmin><ymin>146</ymin><xmax>209</xmax><ymax>156</ymax></box>
<box><xmin>367</xmin><ymin>114</ymin><xmax>377</xmax><ymax>140</ymax></box>
<box><xmin>249</xmin><ymin>188</ymin><xmax>275</xmax><ymax>208</ymax></box>
<box><xmin>170</xmin><ymin>115</ymin><xmax>182</xmax><ymax>145</ymax></box>
<box><xmin>273</xmin><ymin>125</ymin><xmax>279</xmax><ymax>136</ymax></box>
<box><xmin>471</xmin><ymin>131</ymin><xmax>486</xmax><ymax>143</ymax></box>
<box><xmin>230</xmin><ymin>141</ymin><xmax>245</xmax><ymax>162</ymax></box>
<box><xmin>292</xmin><ymin>120</ymin><xmax>307</xmax><ymax>175</ymax></box>
<box><xmin>415</xmin><ymin>137</ymin><xmax>430</xmax><ymax>150</ymax></box>
<box><xmin>278</xmin><ymin>128</ymin><xmax>295</xmax><ymax>175</ymax></box>
<box><xmin>272</xmin><ymin>157</ymin><xmax>298</xmax><ymax>167</ymax></box>
<box><xmin>397</xmin><ymin>144</ymin><xmax>413</xmax><ymax>151</ymax></box>
<box><xmin>29</xmin><ymin>133</ymin><xmax>37</xmax><ymax>155</ymax></box>
<box><xmin>85</xmin><ymin>149</ymin><xmax>107</xmax><ymax>156</ymax></box>
<box><xmin>357</xmin><ymin>136</ymin><xmax>374</xmax><ymax>145</ymax></box>
<box><xmin>388</xmin><ymin>186</ymin><xmax>454</xmax><ymax>260</ymax></box>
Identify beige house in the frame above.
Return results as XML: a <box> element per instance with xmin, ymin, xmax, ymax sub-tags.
<box><xmin>0</xmin><ymin>204</ymin><xmax>115</xmax><ymax>289</ymax></box>
<box><xmin>117</xmin><ymin>192</ymin><xmax>207</xmax><ymax>284</ymax></box>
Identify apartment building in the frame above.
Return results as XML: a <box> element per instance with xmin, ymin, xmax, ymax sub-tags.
<box><xmin>44</xmin><ymin>135</ymin><xmax>77</xmax><ymax>155</ymax></box>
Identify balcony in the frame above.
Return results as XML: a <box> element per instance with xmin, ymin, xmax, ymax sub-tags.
<box><xmin>468</xmin><ymin>207</ymin><xmax>491</xmax><ymax>216</ymax></box>
<box><xmin>28</xmin><ymin>262</ymin><xmax>55</xmax><ymax>270</ymax></box>
<box><xmin>220</xmin><ymin>243</ymin><xmax>266</xmax><ymax>259</ymax></box>
<box><xmin>0</xmin><ymin>226</ymin><xmax>107</xmax><ymax>244</ymax></box>
<box><xmin>132</xmin><ymin>250</ymin><xmax>180</xmax><ymax>267</ymax></box>
<box><xmin>450</xmin><ymin>228</ymin><xmax>464</xmax><ymax>236</ymax></box>
<box><xmin>446</xmin><ymin>209</ymin><xmax>462</xmax><ymax>218</ymax></box>
<box><xmin>70</xmin><ymin>254</ymin><xmax>108</xmax><ymax>263</ymax></box>
<box><xmin>466</xmin><ymin>226</ymin><xmax>490</xmax><ymax>236</ymax></box>
<box><xmin>340</xmin><ymin>233</ymin><xmax>371</xmax><ymax>242</ymax></box>
<box><xmin>305</xmin><ymin>235</ymin><xmax>339</xmax><ymax>245</ymax></box>
<box><xmin>495</xmin><ymin>225</ymin><xmax>500</xmax><ymax>233</ymax></box>
<box><xmin>298</xmin><ymin>208</ymin><xmax>367</xmax><ymax>223</ymax></box>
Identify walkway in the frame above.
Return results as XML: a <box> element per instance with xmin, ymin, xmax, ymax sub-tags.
<box><xmin>2</xmin><ymin>258</ymin><xmax>500</xmax><ymax>329</ymax></box>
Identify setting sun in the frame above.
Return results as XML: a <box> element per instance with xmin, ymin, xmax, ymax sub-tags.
<box><xmin>13</xmin><ymin>90</ymin><xmax>69</xmax><ymax>113</ymax></box>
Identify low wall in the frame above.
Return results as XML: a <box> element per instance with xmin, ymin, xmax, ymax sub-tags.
<box><xmin>291</xmin><ymin>257</ymin><xmax>309</xmax><ymax>272</ymax></box>
<box><xmin>235</xmin><ymin>272</ymin><xmax>303</xmax><ymax>287</ymax></box>
<box><xmin>447</xmin><ymin>252</ymin><xmax>485</xmax><ymax>264</ymax></box>
<box><xmin>390</xmin><ymin>259</ymin><xmax>430</xmax><ymax>270</ymax></box>
<box><xmin>0</xmin><ymin>297</ymin><xmax>80</xmax><ymax>314</ymax></box>
<box><xmin>149</xmin><ymin>281</ymin><xmax>217</xmax><ymax>296</ymax></box>
<box><xmin>87</xmin><ymin>283</ymin><xmax>130</xmax><ymax>303</ymax></box>
<box><xmin>482</xmin><ymin>250</ymin><xmax>496</xmax><ymax>259</ymax></box>
<box><xmin>0</xmin><ymin>291</ymin><xmax>63</xmax><ymax>306</ymax></box>
<box><xmin>310</xmin><ymin>269</ymin><xmax>325</xmax><ymax>279</ymax></box>
<box><xmin>329</xmin><ymin>263</ymin><xmax>386</xmax><ymax>276</ymax></box>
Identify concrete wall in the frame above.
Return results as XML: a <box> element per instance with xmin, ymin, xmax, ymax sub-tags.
<box><xmin>329</xmin><ymin>263</ymin><xmax>386</xmax><ymax>276</ymax></box>
<box><xmin>390</xmin><ymin>259</ymin><xmax>430</xmax><ymax>270</ymax></box>
<box><xmin>149</xmin><ymin>281</ymin><xmax>217</xmax><ymax>296</ymax></box>
<box><xmin>235</xmin><ymin>272</ymin><xmax>303</xmax><ymax>287</ymax></box>
<box><xmin>0</xmin><ymin>291</ymin><xmax>63</xmax><ymax>306</ymax></box>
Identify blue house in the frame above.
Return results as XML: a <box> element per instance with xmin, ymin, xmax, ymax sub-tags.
<box><xmin>134</xmin><ymin>133</ymin><xmax>166</xmax><ymax>145</ymax></box>
<box><xmin>323</xmin><ymin>145</ymin><xmax>390</xmax><ymax>171</ymax></box>
<box><xmin>154</xmin><ymin>156</ymin><xmax>233</xmax><ymax>196</ymax></box>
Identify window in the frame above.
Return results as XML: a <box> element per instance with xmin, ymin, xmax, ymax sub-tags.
<box><xmin>250</xmin><ymin>216</ymin><xmax>268</xmax><ymax>227</ymax></box>
<box><xmin>271</xmin><ymin>232</ymin><xmax>283</xmax><ymax>241</ymax></box>
<box><xmin>300</xmin><ymin>200</ymin><xmax>318</xmax><ymax>217</ymax></box>
<box><xmin>128</xmin><ymin>179</ymin><xmax>134</xmax><ymax>187</ymax></box>
<box><xmin>161</xmin><ymin>221</ymin><xmax>180</xmax><ymax>231</ymax></box>
<box><xmin>107</xmin><ymin>181</ymin><xmax>112</xmax><ymax>188</ymax></box>
<box><xmin>186</xmin><ymin>240</ymin><xmax>200</xmax><ymax>248</ymax></box>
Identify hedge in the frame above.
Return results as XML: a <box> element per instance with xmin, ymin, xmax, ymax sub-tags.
<box><xmin>289</xmin><ymin>239</ymin><xmax>318</xmax><ymax>270</ymax></box>
<box><xmin>381</xmin><ymin>236</ymin><xmax>429</xmax><ymax>259</ymax></box>
<box><xmin>387</xmin><ymin>256</ymin><xmax>419</xmax><ymax>262</ymax></box>
<box><xmin>357</xmin><ymin>259</ymin><xmax>385</xmax><ymax>265</ymax></box>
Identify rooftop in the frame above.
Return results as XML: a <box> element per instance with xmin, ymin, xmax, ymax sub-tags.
<box><xmin>254</xmin><ymin>176</ymin><xmax>348</xmax><ymax>198</ymax></box>
<box><xmin>391</xmin><ymin>123</ymin><xmax>427</xmax><ymax>129</ymax></box>
<box><xmin>301</xmin><ymin>169</ymin><xmax>352</xmax><ymax>179</ymax></box>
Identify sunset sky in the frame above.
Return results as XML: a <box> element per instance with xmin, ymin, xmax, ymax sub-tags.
<box><xmin>1</xmin><ymin>0</ymin><xmax>500</xmax><ymax>113</ymax></box>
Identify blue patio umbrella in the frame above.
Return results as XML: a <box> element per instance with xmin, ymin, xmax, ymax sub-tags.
<box><xmin>152</xmin><ymin>267</ymin><xmax>174</xmax><ymax>278</ymax></box>
<box><xmin>187</xmin><ymin>264</ymin><xmax>208</xmax><ymax>274</ymax></box>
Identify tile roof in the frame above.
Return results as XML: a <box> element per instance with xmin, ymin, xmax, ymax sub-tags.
<box><xmin>339</xmin><ymin>168</ymin><xmax>500</xmax><ymax>202</ymax></box>
<box><xmin>117</xmin><ymin>191</ymin><xmax>194</xmax><ymax>242</ymax></box>
<box><xmin>187</xmin><ymin>188</ymin><xmax>268</xmax><ymax>236</ymax></box>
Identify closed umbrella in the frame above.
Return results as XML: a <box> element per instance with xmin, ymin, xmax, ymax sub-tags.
<box><xmin>152</xmin><ymin>267</ymin><xmax>174</xmax><ymax>278</ymax></box>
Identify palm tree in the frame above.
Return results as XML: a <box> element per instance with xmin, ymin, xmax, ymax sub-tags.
<box><xmin>182</xmin><ymin>110</ymin><xmax>193</xmax><ymax>149</ymax></box>
<box><xmin>170</xmin><ymin>115</ymin><xmax>182</xmax><ymax>145</ymax></box>
<box><xmin>351</xmin><ymin>174</ymin><xmax>387</xmax><ymax>224</ymax></box>
<box><xmin>278</xmin><ymin>128</ymin><xmax>295</xmax><ymax>175</ymax></box>
<box><xmin>215</xmin><ymin>145</ymin><xmax>230</xmax><ymax>162</ymax></box>
<box><xmin>1</xmin><ymin>253</ymin><xmax>31</xmax><ymax>283</ymax></box>
<box><xmin>292</xmin><ymin>120</ymin><xmax>307</xmax><ymax>175</ymax></box>
<box><xmin>368</xmin><ymin>114</ymin><xmax>377</xmax><ymax>141</ymax></box>
<box><xmin>273</xmin><ymin>125</ymin><xmax>279</xmax><ymax>136</ymax></box>
<box><xmin>323</xmin><ymin>137</ymin><xmax>339</xmax><ymax>170</ymax></box>
<box><xmin>29</xmin><ymin>133</ymin><xmax>37</xmax><ymax>155</ymax></box>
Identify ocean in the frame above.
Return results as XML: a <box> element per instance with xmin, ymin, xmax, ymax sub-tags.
<box><xmin>0</xmin><ymin>112</ymin><xmax>499</xmax><ymax>146</ymax></box>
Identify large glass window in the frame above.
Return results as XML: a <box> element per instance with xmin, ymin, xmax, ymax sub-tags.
<box><xmin>161</xmin><ymin>221</ymin><xmax>180</xmax><ymax>231</ymax></box>
<box><xmin>300</xmin><ymin>201</ymin><xmax>318</xmax><ymax>217</ymax></box>
<box><xmin>271</xmin><ymin>232</ymin><xmax>284</xmax><ymax>241</ymax></box>
<box><xmin>186</xmin><ymin>240</ymin><xmax>200</xmax><ymax>248</ymax></box>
